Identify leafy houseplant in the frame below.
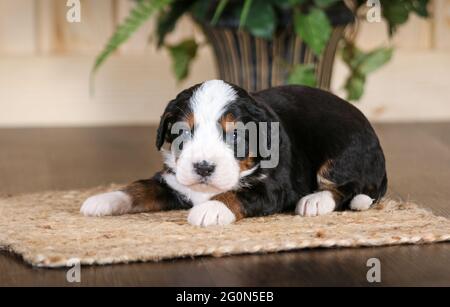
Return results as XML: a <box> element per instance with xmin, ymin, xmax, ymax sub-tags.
<box><xmin>94</xmin><ymin>0</ymin><xmax>431</xmax><ymax>101</ymax></box>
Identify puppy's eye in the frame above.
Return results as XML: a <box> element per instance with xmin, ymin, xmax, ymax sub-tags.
<box><xmin>181</xmin><ymin>129</ymin><xmax>192</xmax><ymax>140</ymax></box>
<box><xmin>232</xmin><ymin>130</ymin><xmax>239</xmax><ymax>142</ymax></box>
<box><xmin>225</xmin><ymin>129</ymin><xmax>241</xmax><ymax>145</ymax></box>
<box><xmin>173</xmin><ymin>128</ymin><xmax>192</xmax><ymax>153</ymax></box>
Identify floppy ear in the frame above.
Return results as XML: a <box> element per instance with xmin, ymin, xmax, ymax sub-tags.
<box><xmin>156</xmin><ymin>112</ymin><xmax>171</xmax><ymax>150</ymax></box>
<box><xmin>244</xmin><ymin>98</ymin><xmax>280</xmax><ymax>157</ymax></box>
<box><xmin>155</xmin><ymin>85</ymin><xmax>199</xmax><ymax>150</ymax></box>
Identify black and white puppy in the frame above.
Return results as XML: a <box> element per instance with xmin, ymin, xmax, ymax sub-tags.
<box><xmin>81</xmin><ymin>80</ymin><xmax>387</xmax><ymax>227</ymax></box>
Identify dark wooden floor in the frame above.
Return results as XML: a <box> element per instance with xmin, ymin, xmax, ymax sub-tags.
<box><xmin>0</xmin><ymin>123</ymin><xmax>449</xmax><ymax>286</ymax></box>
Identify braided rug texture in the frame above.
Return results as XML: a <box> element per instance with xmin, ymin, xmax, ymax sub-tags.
<box><xmin>0</xmin><ymin>185</ymin><xmax>449</xmax><ymax>268</ymax></box>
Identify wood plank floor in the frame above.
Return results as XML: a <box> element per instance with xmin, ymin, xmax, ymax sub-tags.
<box><xmin>0</xmin><ymin>123</ymin><xmax>449</xmax><ymax>286</ymax></box>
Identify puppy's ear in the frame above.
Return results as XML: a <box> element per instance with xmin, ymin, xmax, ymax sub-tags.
<box><xmin>156</xmin><ymin>85</ymin><xmax>199</xmax><ymax>150</ymax></box>
<box><xmin>156</xmin><ymin>111</ymin><xmax>172</xmax><ymax>150</ymax></box>
<box><xmin>245</xmin><ymin>99</ymin><xmax>280</xmax><ymax>156</ymax></box>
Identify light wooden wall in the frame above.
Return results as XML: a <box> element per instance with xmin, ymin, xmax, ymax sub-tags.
<box><xmin>0</xmin><ymin>0</ymin><xmax>117</xmax><ymax>54</ymax></box>
<box><xmin>0</xmin><ymin>0</ymin><xmax>200</xmax><ymax>55</ymax></box>
<box><xmin>0</xmin><ymin>0</ymin><xmax>449</xmax><ymax>126</ymax></box>
<box><xmin>434</xmin><ymin>0</ymin><xmax>450</xmax><ymax>50</ymax></box>
<box><xmin>1</xmin><ymin>0</ymin><xmax>449</xmax><ymax>55</ymax></box>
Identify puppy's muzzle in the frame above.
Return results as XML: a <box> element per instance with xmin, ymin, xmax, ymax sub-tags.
<box><xmin>193</xmin><ymin>160</ymin><xmax>216</xmax><ymax>178</ymax></box>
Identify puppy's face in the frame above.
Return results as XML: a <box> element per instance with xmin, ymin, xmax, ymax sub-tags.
<box><xmin>157</xmin><ymin>80</ymin><xmax>269</xmax><ymax>193</ymax></box>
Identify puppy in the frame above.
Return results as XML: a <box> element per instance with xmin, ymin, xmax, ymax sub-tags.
<box><xmin>81</xmin><ymin>80</ymin><xmax>387</xmax><ymax>226</ymax></box>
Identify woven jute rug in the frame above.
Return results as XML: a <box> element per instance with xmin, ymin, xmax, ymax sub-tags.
<box><xmin>0</xmin><ymin>185</ymin><xmax>449</xmax><ymax>268</ymax></box>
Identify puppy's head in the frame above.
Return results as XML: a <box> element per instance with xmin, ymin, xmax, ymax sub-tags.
<box><xmin>157</xmin><ymin>80</ymin><xmax>275</xmax><ymax>193</ymax></box>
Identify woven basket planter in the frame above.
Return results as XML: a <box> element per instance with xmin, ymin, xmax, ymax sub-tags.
<box><xmin>197</xmin><ymin>4</ymin><xmax>353</xmax><ymax>92</ymax></box>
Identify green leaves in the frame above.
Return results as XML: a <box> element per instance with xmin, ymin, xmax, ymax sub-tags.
<box><xmin>381</xmin><ymin>0</ymin><xmax>430</xmax><ymax>35</ymax></box>
<box><xmin>341</xmin><ymin>0</ymin><xmax>428</xmax><ymax>100</ymax></box>
<box><xmin>167</xmin><ymin>39</ymin><xmax>198</xmax><ymax>81</ymax></box>
<box><xmin>90</xmin><ymin>0</ymin><xmax>431</xmax><ymax>102</ymax></box>
<box><xmin>342</xmin><ymin>42</ymin><xmax>393</xmax><ymax>101</ymax></box>
<box><xmin>156</xmin><ymin>0</ymin><xmax>195</xmax><ymax>48</ymax></box>
<box><xmin>359</xmin><ymin>48</ymin><xmax>394</xmax><ymax>75</ymax></box>
<box><xmin>345</xmin><ymin>74</ymin><xmax>365</xmax><ymax>101</ymax></box>
<box><xmin>190</xmin><ymin>0</ymin><xmax>211</xmax><ymax>21</ymax></box>
<box><xmin>241</xmin><ymin>1</ymin><xmax>276</xmax><ymax>39</ymax></box>
<box><xmin>239</xmin><ymin>0</ymin><xmax>253</xmax><ymax>28</ymax></box>
<box><xmin>294</xmin><ymin>8</ymin><xmax>332</xmax><ymax>56</ymax></box>
<box><xmin>211</xmin><ymin>0</ymin><xmax>229</xmax><ymax>25</ymax></box>
<box><xmin>381</xmin><ymin>0</ymin><xmax>410</xmax><ymax>35</ymax></box>
<box><xmin>411</xmin><ymin>0</ymin><xmax>430</xmax><ymax>17</ymax></box>
<box><xmin>313</xmin><ymin>0</ymin><xmax>341</xmax><ymax>8</ymax></box>
<box><xmin>288</xmin><ymin>0</ymin><xmax>306</xmax><ymax>5</ymax></box>
<box><xmin>288</xmin><ymin>0</ymin><xmax>341</xmax><ymax>15</ymax></box>
<box><xmin>288</xmin><ymin>64</ymin><xmax>317</xmax><ymax>87</ymax></box>
<box><xmin>93</xmin><ymin>0</ymin><xmax>172</xmax><ymax>73</ymax></box>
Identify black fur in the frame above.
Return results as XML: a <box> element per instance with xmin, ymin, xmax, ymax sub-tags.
<box><xmin>154</xmin><ymin>82</ymin><xmax>387</xmax><ymax>217</ymax></box>
<box><xmin>236</xmin><ymin>85</ymin><xmax>387</xmax><ymax>215</ymax></box>
<box><xmin>133</xmin><ymin>172</ymin><xmax>192</xmax><ymax>210</ymax></box>
<box><xmin>156</xmin><ymin>85</ymin><xmax>200</xmax><ymax>150</ymax></box>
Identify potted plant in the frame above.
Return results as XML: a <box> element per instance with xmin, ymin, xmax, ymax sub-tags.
<box><xmin>93</xmin><ymin>0</ymin><xmax>431</xmax><ymax>100</ymax></box>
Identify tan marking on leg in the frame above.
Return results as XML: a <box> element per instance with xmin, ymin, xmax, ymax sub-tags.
<box><xmin>317</xmin><ymin>160</ymin><xmax>333</xmax><ymax>181</ymax></box>
<box><xmin>122</xmin><ymin>180</ymin><xmax>162</xmax><ymax>212</ymax></box>
<box><xmin>239</xmin><ymin>157</ymin><xmax>255</xmax><ymax>172</ymax></box>
<box><xmin>212</xmin><ymin>192</ymin><xmax>245</xmax><ymax>220</ymax></box>
<box><xmin>317</xmin><ymin>159</ymin><xmax>335</xmax><ymax>189</ymax></box>
<box><xmin>316</xmin><ymin>159</ymin><xmax>343</xmax><ymax>203</ymax></box>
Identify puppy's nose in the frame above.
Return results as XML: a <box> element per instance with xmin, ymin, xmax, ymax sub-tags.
<box><xmin>193</xmin><ymin>160</ymin><xmax>216</xmax><ymax>178</ymax></box>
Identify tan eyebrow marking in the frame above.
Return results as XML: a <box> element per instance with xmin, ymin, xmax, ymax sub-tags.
<box><xmin>185</xmin><ymin>112</ymin><xmax>195</xmax><ymax>130</ymax></box>
<box><xmin>220</xmin><ymin>113</ymin><xmax>236</xmax><ymax>131</ymax></box>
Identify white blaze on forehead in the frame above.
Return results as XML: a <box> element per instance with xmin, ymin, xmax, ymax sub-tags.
<box><xmin>164</xmin><ymin>80</ymin><xmax>258</xmax><ymax>197</ymax></box>
<box><xmin>190</xmin><ymin>80</ymin><xmax>237</xmax><ymax>126</ymax></box>
<box><xmin>174</xmin><ymin>80</ymin><xmax>241</xmax><ymax>192</ymax></box>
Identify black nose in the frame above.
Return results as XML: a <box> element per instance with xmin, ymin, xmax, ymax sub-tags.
<box><xmin>193</xmin><ymin>161</ymin><xmax>216</xmax><ymax>178</ymax></box>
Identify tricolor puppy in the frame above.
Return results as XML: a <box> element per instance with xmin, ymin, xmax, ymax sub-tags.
<box><xmin>81</xmin><ymin>80</ymin><xmax>387</xmax><ymax>227</ymax></box>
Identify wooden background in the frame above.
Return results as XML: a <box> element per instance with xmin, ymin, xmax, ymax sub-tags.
<box><xmin>0</xmin><ymin>0</ymin><xmax>202</xmax><ymax>55</ymax></box>
<box><xmin>1</xmin><ymin>0</ymin><xmax>449</xmax><ymax>54</ymax></box>
<box><xmin>0</xmin><ymin>0</ymin><xmax>449</xmax><ymax>126</ymax></box>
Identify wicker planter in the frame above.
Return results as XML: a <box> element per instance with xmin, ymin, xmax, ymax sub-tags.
<box><xmin>197</xmin><ymin>4</ymin><xmax>353</xmax><ymax>92</ymax></box>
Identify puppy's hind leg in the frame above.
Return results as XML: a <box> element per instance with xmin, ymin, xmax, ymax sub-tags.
<box><xmin>349</xmin><ymin>172</ymin><xmax>387</xmax><ymax>211</ymax></box>
<box><xmin>349</xmin><ymin>194</ymin><xmax>374</xmax><ymax>211</ymax></box>
<box><xmin>295</xmin><ymin>190</ymin><xmax>337</xmax><ymax>217</ymax></box>
<box><xmin>296</xmin><ymin>160</ymin><xmax>360</xmax><ymax>217</ymax></box>
<box><xmin>295</xmin><ymin>181</ymin><xmax>360</xmax><ymax>217</ymax></box>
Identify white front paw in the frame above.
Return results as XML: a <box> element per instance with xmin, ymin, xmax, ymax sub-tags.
<box><xmin>296</xmin><ymin>191</ymin><xmax>336</xmax><ymax>217</ymax></box>
<box><xmin>80</xmin><ymin>191</ymin><xmax>132</xmax><ymax>217</ymax></box>
<box><xmin>187</xmin><ymin>200</ymin><xmax>236</xmax><ymax>227</ymax></box>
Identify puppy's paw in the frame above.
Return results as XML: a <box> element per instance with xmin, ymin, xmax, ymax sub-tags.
<box><xmin>187</xmin><ymin>200</ymin><xmax>236</xmax><ymax>227</ymax></box>
<box><xmin>80</xmin><ymin>191</ymin><xmax>132</xmax><ymax>217</ymax></box>
<box><xmin>350</xmin><ymin>194</ymin><xmax>374</xmax><ymax>211</ymax></box>
<box><xmin>296</xmin><ymin>191</ymin><xmax>336</xmax><ymax>217</ymax></box>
